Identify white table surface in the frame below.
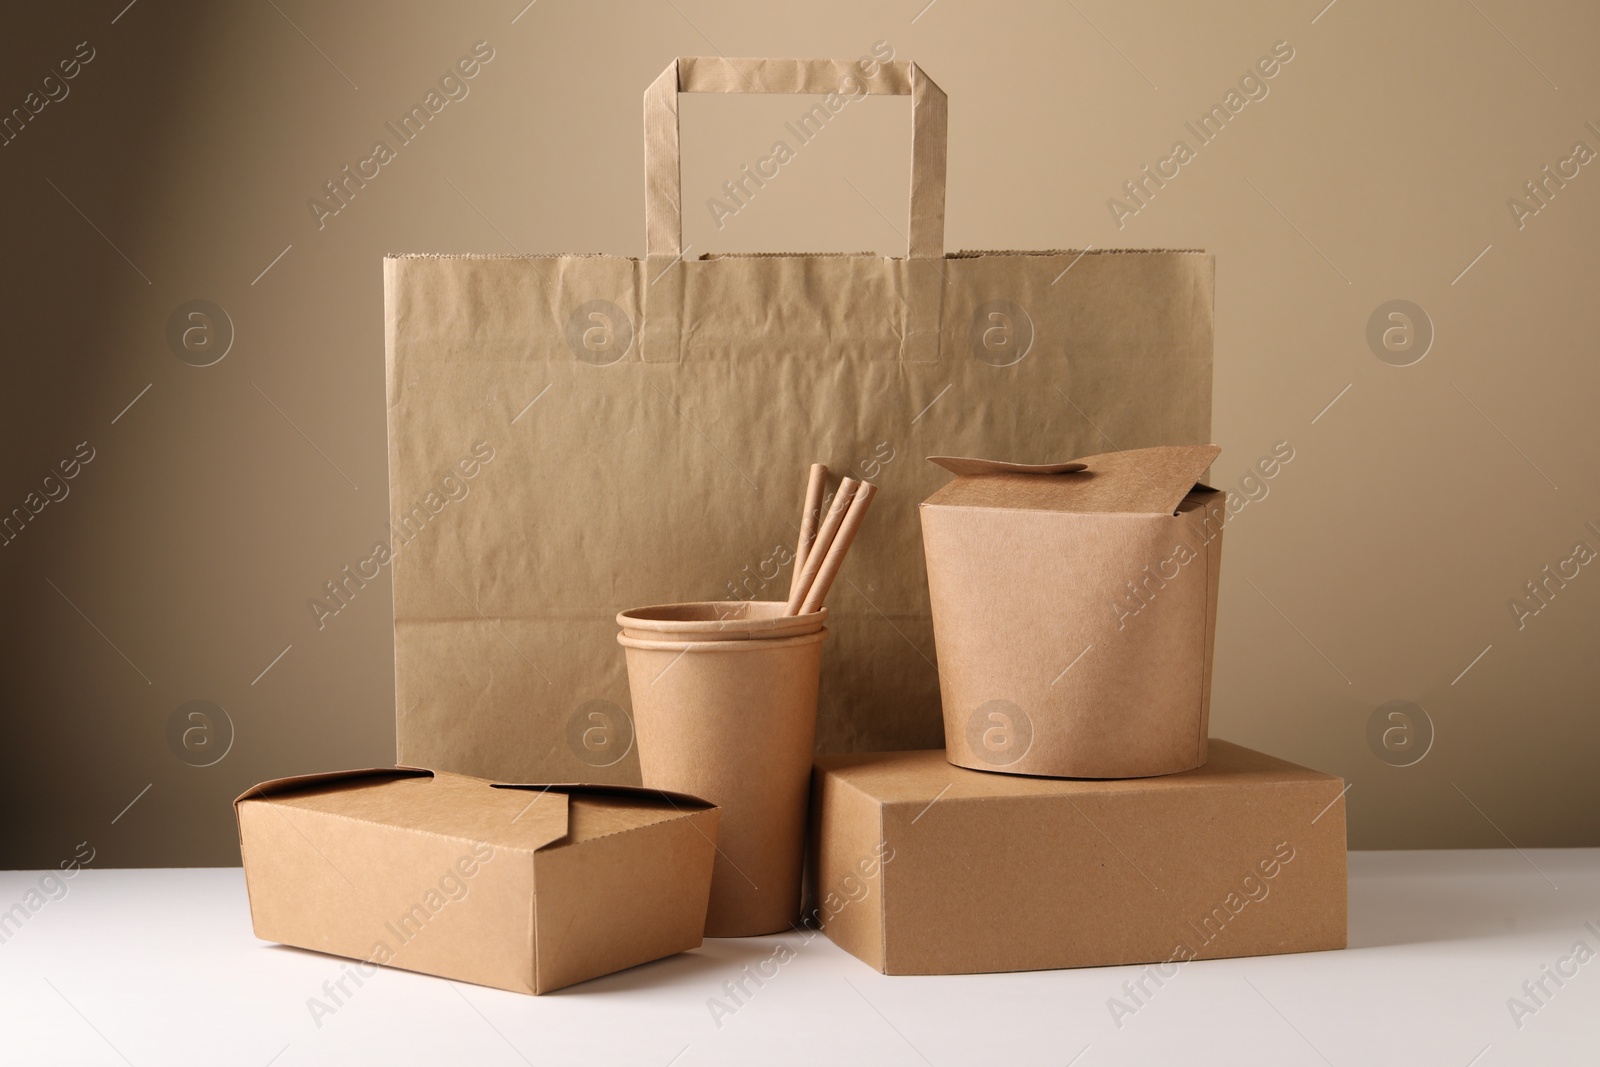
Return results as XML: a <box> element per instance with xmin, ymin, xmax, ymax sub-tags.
<box><xmin>1</xmin><ymin>849</ymin><xmax>1594</xmax><ymax>1066</ymax></box>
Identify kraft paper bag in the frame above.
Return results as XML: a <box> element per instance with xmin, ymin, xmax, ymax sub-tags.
<box><xmin>383</xmin><ymin>57</ymin><xmax>1215</xmax><ymax>785</ymax></box>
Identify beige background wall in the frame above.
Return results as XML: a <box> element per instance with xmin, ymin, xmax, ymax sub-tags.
<box><xmin>2</xmin><ymin>0</ymin><xmax>1596</xmax><ymax>866</ymax></box>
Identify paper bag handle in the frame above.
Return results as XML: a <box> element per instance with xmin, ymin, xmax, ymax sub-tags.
<box><xmin>642</xmin><ymin>57</ymin><xmax>949</xmax><ymax>261</ymax></box>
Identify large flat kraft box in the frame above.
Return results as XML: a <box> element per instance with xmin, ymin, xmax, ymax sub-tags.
<box><xmin>236</xmin><ymin>768</ymin><xmax>718</xmax><ymax>994</ymax></box>
<box><xmin>809</xmin><ymin>741</ymin><xmax>1346</xmax><ymax>975</ymax></box>
<box><xmin>922</xmin><ymin>444</ymin><xmax>1225</xmax><ymax>778</ymax></box>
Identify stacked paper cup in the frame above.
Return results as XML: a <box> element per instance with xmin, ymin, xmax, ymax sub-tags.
<box><xmin>617</xmin><ymin>600</ymin><xmax>828</xmax><ymax>937</ymax></box>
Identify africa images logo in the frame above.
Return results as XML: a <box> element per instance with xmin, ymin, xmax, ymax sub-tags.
<box><xmin>306</xmin><ymin>41</ymin><xmax>496</xmax><ymax>230</ymax></box>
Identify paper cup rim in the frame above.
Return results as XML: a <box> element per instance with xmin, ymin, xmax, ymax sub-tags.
<box><xmin>616</xmin><ymin>600</ymin><xmax>826</xmax><ymax>640</ymax></box>
<box><xmin>616</xmin><ymin>628</ymin><xmax>829</xmax><ymax>653</ymax></box>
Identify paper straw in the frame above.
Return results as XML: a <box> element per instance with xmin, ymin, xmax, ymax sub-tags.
<box><xmin>784</xmin><ymin>478</ymin><xmax>857</xmax><ymax>615</ymax></box>
<box><xmin>798</xmin><ymin>482</ymin><xmax>877</xmax><ymax>615</ymax></box>
<box><xmin>787</xmin><ymin>464</ymin><xmax>829</xmax><ymax>601</ymax></box>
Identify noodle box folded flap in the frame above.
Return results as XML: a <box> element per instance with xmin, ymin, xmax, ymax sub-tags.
<box><xmin>921</xmin><ymin>444</ymin><xmax>1226</xmax><ymax>779</ymax></box>
<box><xmin>809</xmin><ymin>741</ymin><xmax>1347</xmax><ymax>976</ymax></box>
<box><xmin>235</xmin><ymin>768</ymin><xmax>718</xmax><ymax>994</ymax></box>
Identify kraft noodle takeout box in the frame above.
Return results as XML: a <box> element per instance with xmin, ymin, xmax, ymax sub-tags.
<box><xmin>235</xmin><ymin>768</ymin><xmax>719</xmax><ymax>994</ymax></box>
<box><xmin>920</xmin><ymin>444</ymin><xmax>1225</xmax><ymax>779</ymax></box>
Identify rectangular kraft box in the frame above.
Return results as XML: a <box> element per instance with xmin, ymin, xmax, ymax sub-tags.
<box><xmin>236</xmin><ymin>768</ymin><xmax>718</xmax><ymax>994</ymax></box>
<box><xmin>809</xmin><ymin>740</ymin><xmax>1346</xmax><ymax>975</ymax></box>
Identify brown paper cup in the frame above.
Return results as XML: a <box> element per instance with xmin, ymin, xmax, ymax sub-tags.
<box><xmin>618</xmin><ymin>607</ymin><xmax>826</xmax><ymax>937</ymax></box>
